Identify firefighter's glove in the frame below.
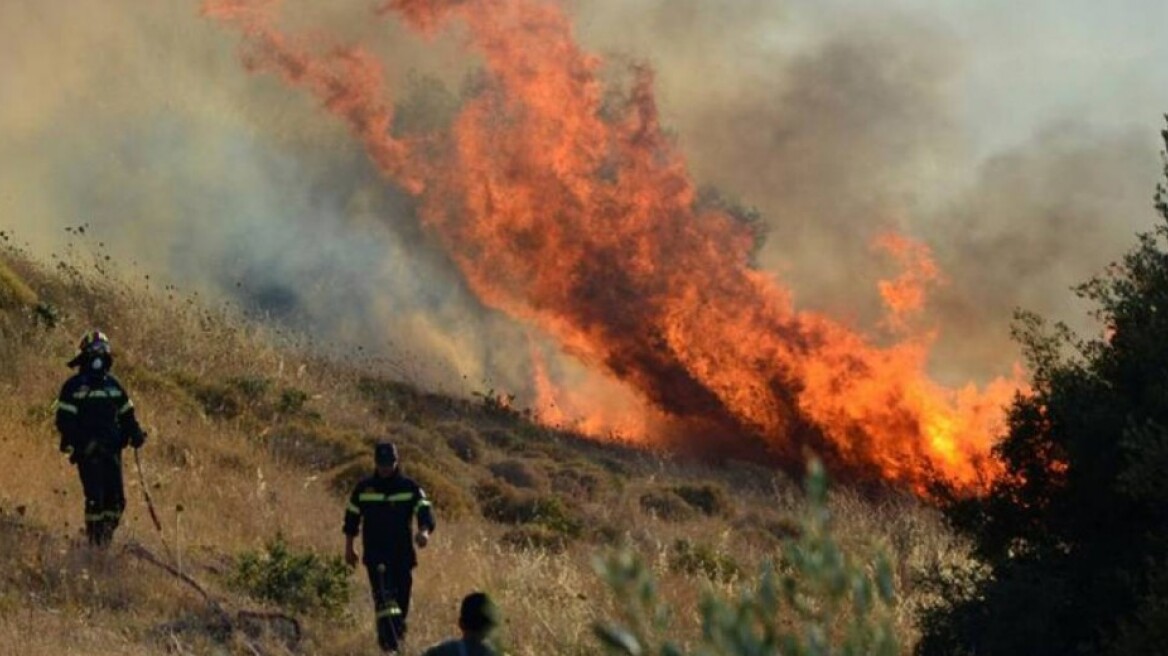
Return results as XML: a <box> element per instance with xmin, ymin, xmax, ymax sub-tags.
<box><xmin>130</xmin><ymin>430</ymin><xmax>146</xmax><ymax>449</ymax></box>
<box><xmin>414</xmin><ymin>530</ymin><xmax>430</xmax><ymax>549</ymax></box>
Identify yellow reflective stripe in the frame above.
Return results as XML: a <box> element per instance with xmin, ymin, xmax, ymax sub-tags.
<box><xmin>118</xmin><ymin>400</ymin><xmax>134</xmax><ymax>415</ymax></box>
<box><xmin>346</xmin><ymin>503</ymin><xmax>361</xmax><ymax>514</ymax></box>
<box><xmin>415</xmin><ymin>498</ymin><xmax>432</xmax><ymax>511</ymax></box>
<box><xmin>85</xmin><ymin>513</ymin><xmax>104</xmax><ymax>521</ymax></box>
<box><xmin>359</xmin><ymin>491</ymin><xmax>417</xmax><ymax>503</ymax></box>
<box><xmin>55</xmin><ymin>401</ymin><xmax>79</xmax><ymax>414</ymax></box>
<box><xmin>70</xmin><ymin>387</ymin><xmax>122</xmax><ymax>400</ymax></box>
<box><xmin>375</xmin><ymin>605</ymin><xmax>403</xmax><ymax>618</ymax></box>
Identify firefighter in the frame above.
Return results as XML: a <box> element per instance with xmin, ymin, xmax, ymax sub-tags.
<box><xmin>420</xmin><ymin>592</ymin><xmax>503</xmax><ymax>656</ymax></box>
<box><xmin>54</xmin><ymin>330</ymin><xmax>146</xmax><ymax>547</ymax></box>
<box><xmin>344</xmin><ymin>441</ymin><xmax>436</xmax><ymax>654</ymax></box>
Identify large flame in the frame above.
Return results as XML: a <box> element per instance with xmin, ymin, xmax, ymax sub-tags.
<box><xmin>205</xmin><ymin>0</ymin><xmax>1022</xmax><ymax>494</ymax></box>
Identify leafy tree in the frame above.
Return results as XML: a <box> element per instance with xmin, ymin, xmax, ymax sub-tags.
<box><xmin>919</xmin><ymin>122</ymin><xmax>1168</xmax><ymax>655</ymax></box>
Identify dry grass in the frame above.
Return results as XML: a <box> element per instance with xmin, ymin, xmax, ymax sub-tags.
<box><xmin>0</xmin><ymin>241</ymin><xmax>976</xmax><ymax>654</ymax></box>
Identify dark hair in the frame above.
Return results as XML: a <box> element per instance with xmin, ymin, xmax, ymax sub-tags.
<box><xmin>459</xmin><ymin>592</ymin><xmax>499</xmax><ymax>633</ymax></box>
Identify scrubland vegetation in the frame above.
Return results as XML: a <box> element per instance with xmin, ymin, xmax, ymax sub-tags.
<box><xmin>6</xmin><ymin>125</ymin><xmax>1167</xmax><ymax>655</ymax></box>
<box><xmin>0</xmin><ymin>235</ymin><xmax>967</xmax><ymax>655</ymax></box>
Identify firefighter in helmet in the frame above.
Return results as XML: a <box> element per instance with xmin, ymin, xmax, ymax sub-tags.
<box><xmin>344</xmin><ymin>441</ymin><xmax>436</xmax><ymax>654</ymax></box>
<box><xmin>54</xmin><ymin>330</ymin><xmax>146</xmax><ymax>546</ymax></box>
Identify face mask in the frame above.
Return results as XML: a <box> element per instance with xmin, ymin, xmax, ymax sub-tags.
<box><xmin>90</xmin><ymin>357</ymin><xmax>105</xmax><ymax>371</ymax></box>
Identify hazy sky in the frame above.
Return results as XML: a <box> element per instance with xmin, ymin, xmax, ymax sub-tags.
<box><xmin>3</xmin><ymin>0</ymin><xmax>1168</xmax><ymax>396</ymax></box>
<box><xmin>863</xmin><ymin>0</ymin><xmax>1168</xmax><ymax>153</ymax></box>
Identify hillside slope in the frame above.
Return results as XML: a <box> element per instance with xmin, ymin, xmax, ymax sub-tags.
<box><xmin>0</xmin><ymin>240</ymin><xmax>971</xmax><ymax>654</ymax></box>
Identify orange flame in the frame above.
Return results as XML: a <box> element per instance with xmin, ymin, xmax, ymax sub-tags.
<box><xmin>874</xmin><ymin>232</ymin><xmax>944</xmax><ymax>333</ymax></box>
<box><xmin>205</xmin><ymin>0</ymin><xmax>1023</xmax><ymax>494</ymax></box>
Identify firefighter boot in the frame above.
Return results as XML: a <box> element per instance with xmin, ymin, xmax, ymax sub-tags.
<box><xmin>85</xmin><ymin>520</ymin><xmax>102</xmax><ymax>546</ymax></box>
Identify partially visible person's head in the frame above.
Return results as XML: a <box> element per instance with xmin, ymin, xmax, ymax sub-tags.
<box><xmin>374</xmin><ymin>441</ymin><xmax>398</xmax><ymax>476</ymax></box>
<box><xmin>458</xmin><ymin>592</ymin><xmax>500</xmax><ymax>638</ymax></box>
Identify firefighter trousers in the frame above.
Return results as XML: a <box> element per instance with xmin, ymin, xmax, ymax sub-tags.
<box><xmin>77</xmin><ymin>451</ymin><xmax>125</xmax><ymax>546</ymax></box>
<box><xmin>365</xmin><ymin>562</ymin><xmax>413</xmax><ymax>652</ymax></box>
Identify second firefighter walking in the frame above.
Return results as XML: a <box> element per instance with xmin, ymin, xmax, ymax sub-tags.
<box><xmin>345</xmin><ymin>441</ymin><xmax>436</xmax><ymax>654</ymax></box>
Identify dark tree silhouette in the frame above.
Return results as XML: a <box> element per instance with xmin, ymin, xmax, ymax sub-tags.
<box><xmin>920</xmin><ymin>121</ymin><xmax>1168</xmax><ymax>655</ymax></box>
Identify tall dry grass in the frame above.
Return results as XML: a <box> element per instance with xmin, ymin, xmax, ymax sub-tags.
<box><xmin>0</xmin><ymin>238</ymin><xmax>976</xmax><ymax>654</ymax></box>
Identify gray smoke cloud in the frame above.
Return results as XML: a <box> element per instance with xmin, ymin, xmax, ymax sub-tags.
<box><xmin>571</xmin><ymin>0</ymin><xmax>1166</xmax><ymax>382</ymax></box>
<box><xmin>0</xmin><ymin>0</ymin><xmax>524</xmax><ymax>394</ymax></box>
<box><xmin>2</xmin><ymin>0</ymin><xmax>1165</xmax><ymax>406</ymax></box>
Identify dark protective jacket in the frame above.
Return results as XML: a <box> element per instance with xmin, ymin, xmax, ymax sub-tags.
<box><xmin>344</xmin><ymin>471</ymin><xmax>436</xmax><ymax>566</ymax></box>
<box><xmin>55</xmin><ymin>371</ymin><xmax>144</xmax><ymax>458</ymax></box>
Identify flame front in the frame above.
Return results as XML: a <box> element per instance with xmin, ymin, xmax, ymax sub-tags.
<box><xmin>206</xmin><ymin>0</ymin><xmax>1022</xmax><ymax>494</ymax></box>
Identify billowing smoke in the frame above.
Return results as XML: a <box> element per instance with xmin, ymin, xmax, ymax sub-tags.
<box><xmin>0</xmin><ymin>0</ymin><xmax>531</xmax><ymax>392</ymax></box>
<box><xmin>2</xmin><ymin>0</ymin><xmax>1165</xmax><ymax>489</ymax></box>
<box><xmin>568</xmin><ymin>0</ymin><xmax>1164</xmax><ymax>382</ymax></box>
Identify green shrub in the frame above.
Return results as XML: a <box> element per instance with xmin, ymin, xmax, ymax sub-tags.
<box><xmin>667</xmin><ymin>539</ymin><xmax>741</xmax><ymax>583</ymax></box>
<box><xmin>404</xmin><ymin>461</ymin><xmax>477</xmax><ymax>520</ymax></box>
<box><xmin>594</xmin><ymin>459</ymin><xmax>899</xmax><ymax>656</ymax></box>
<box><xmin>551</xmin><ymin>465</ymin><xmax>604</xmax><ymax>501</ymax></box>
<box><xmin>671</xmin><ymin>483</ymin><xmax>732</xmax><ymax>517</ymax></box>
<box><xmin>229</xmin><ymin>535</ymin><xmax>351</xmax><ymax>618</ymax></box>
<box><xmin>33</xmin><ymin>301</ymin><xmax>60</xmax><ymax>328</ymax></box>
<box><xmin>190</xmin><ymin>381</ymin><xmax>243</xmax><ymax>419</ymax></box>
<box><xmin>638</xmin><ymin>491</ymin><xmax>696</xmax><ymax>522</ymax></box>
<box><xmin>441</xmin><ymin>423</ymin><xmax>484</xmax><ymax>463</ymax></box>
<box><xmin>475</xmin><ymin>481</ymin><xmax>583</xmax><ymax>538</ymax></box>
<box><xmin>278</xmin><ymin>388</ymin><xmax>310</xmax><ymax>414</ymax></box>
<box><xmin>472</xmin><ymin>388</ymin><xmax>520</xmax><ymax>420</ymax></box>
<box><xmin>489</xmin><ymin>459</ymin><xmax>547</xmax><ymax>490</ymax></box>
<box><xmin>229</xmin><ymin>376</ymin><xmax>271</xmax><ymax>404</ymax></box>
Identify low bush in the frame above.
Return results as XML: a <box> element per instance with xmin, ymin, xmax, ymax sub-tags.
<box><xmin>667</xmin><ymin>539</ymin><xmax>741</xmax><ymax>583</ymax></box>
<box><xmin>403</xmin><ymin>461</ymin><xmax>478</xmax><ymax>520</ymax></box>
<box><xmin>229</xmin><ymin>535</ymin><xmax>351</xmax><ymax>618</ymax></box>
<box><xmin>550</xmin><ymin>465</ymin><xmax>604</xmax><ymax>501</ymax></box>
<box><xmin>594</xmin><ymin>460</ymin><xmax>899</xmax><ymax>655</ymax></box>
<box><xmin>488</xmin><ymin>459</ymin><xmax>546</xmax><ymax>490</ymax></box>
<box><xmin>638</xmin><ymin>490</ymin><xmax>696</xmax><ymax>522</ymax></box>
<box><xmin>475</xmin><ymin>480</ymin><xmax>583</xmax><ymax>538</ymax></box>
<box><xmin>441</xmin><ymin>423</ymin><xmax>484</xmax><ymax>463</ymax></box>
<box><xmin>671</xmin><ymin>483</ymin><xmax>732</xmax><ymax>517</ymax></box>
<box><xmin>277</xmin><ymin>387</ymin><xmax>310</xmax><ymax>415</ymax></box>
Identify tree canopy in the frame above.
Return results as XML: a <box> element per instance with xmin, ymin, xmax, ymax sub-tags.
<box><xmin>920</xmin><ymin>122</ymin><xmax>1168</xmax><ymax>655</ymax></box>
